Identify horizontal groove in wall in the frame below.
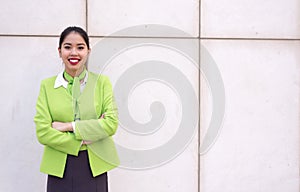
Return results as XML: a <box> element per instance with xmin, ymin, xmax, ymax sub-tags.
<box><xmin>89</xmin><ymin>35</ymin><xmax>199</xmax><ymax>39</ymax></box>
<box><xmin>201</xmin><ymin>37</ymin><xmax>300</xmax><ymax>41</ymax></box>
<box><xmin>0</xmin><ymin>34</ymin><xmax>59</xmax><ymax>38</ymax></box>
<box><xmin>0</xmin><ymin>34</ymin><xmax>300</xmax><ymax>41</ymax></box>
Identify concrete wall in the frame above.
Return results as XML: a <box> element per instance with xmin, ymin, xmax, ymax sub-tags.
<box><xmin>0</xmin><ymin>0</ymin><xmax>298</xmax><ymax>191</ymax></box>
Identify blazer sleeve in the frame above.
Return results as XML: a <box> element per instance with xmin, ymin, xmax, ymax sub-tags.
<box><xmin>34</xmin><ymin>81</ymin><xmax>82</xmax><ymax>156</ymax></box>
<box><xmin>74</xmin><ymin>76</ymin><xmax>118</xmax><ymax>141</ymax></box>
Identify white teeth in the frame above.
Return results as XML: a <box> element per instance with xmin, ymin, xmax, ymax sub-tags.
<box><xmin>70</xmin><ymin>59</ymin><xmax>79</xmax><ymax>63</ymax></box>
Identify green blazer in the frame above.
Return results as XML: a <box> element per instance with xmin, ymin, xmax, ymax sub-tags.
<box><xmin>34</xmin><ymin>71</ymin><xmax>119</xmax><ymax>178</ymax></box>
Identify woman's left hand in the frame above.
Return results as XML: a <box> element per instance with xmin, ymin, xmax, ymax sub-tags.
<box><xmin>52</xmin><ymin>122</ymin><xmax>73</xmax><ymax>132</ymax></box>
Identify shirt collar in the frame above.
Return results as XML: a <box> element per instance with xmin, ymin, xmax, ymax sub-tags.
<box><xmin>54</xmin><ymin>70</ymin><xmax>88</xmax><ymax>89</ymax></box>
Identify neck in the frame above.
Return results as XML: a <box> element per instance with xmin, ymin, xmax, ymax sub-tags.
<box><xmin>65</xmin><ymin>67</ymin><xmax>85</xmax><ymax>78</ymax></box>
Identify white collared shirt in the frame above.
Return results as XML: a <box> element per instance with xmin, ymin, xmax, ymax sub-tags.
<box><xmin>54</xmin><ymin>71</ymin><xmax>88</xmax><ymax>92</ymax></box>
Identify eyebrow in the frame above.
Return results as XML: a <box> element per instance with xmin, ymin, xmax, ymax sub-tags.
<box><xmin>63</xmin><ymin>43</ymin><xmax>86</xmax><ymax>46</ymax></box>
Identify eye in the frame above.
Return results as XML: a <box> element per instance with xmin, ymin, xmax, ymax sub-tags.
<box><xmin>78</xmin><ymin>46</ymin><xmax>85</xmax><ymax>50</ymax></box>
<box><xmin>64</xmin><ymin>45</ymin><xmax>71</xmax><ymax>50</ymax></box>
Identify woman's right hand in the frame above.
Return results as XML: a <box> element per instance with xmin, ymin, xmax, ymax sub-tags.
<box><xmin>82</xmin><ymin>140</ymin><xmax>92</xmax><ymax>145</ymax></box>
<box><xmin>100</xmin><ymin>113</ymin><xmax>105</xmax><ymax>119</ymax></box>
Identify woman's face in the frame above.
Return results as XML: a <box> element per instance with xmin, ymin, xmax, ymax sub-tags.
<box><xmin>58</xmin><ymin>32</ymin><xmax>90</xmax><ymax>76</ymax></box>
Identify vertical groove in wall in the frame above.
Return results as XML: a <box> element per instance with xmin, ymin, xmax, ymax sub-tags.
<box><xmin>199</xmin><ymin>0</ymin><xmax>201</xmax><ymax>39</ymax></box>
<box><xmin>85</xmin><ymin>0</ymin><xmax>89</xmax><ymax>33</ymax></box>
<box><xmin>198</xmin><ymin>0</ymin><xmax>201</xmax><ymax>192</ymax></box>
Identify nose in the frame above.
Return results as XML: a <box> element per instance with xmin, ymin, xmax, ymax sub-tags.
<box><xmin>70</xmin><ymin>47</ymin><xmax>78</xmax><ymax>55</ymax></box>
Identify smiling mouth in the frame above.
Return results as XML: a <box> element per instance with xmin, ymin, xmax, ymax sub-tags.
<box><xmin>68</xmin><ymin>59</ymin><xmax>80</xmax><ymax>65</ymax></box>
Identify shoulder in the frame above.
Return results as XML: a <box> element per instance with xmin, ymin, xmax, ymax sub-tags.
<box><xmin>40</xmin><ymin>75</ymin><xmax>57</xmax><ymax>88</ymax></box>
<box><xmin>88</xmin><ymin>71</ymin><xmax>111</xmax><ymax>84</ymax></box>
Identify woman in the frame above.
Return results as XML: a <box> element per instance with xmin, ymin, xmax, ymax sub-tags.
<box><xmin>34</xmin><ymin>26</ymin><xmax>119</xmax><ymax>192</ymax></box>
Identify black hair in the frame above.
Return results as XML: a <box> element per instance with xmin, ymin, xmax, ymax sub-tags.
<box><xmin>58</xmin><ymin>26</ymin><xmax>90</xmax><ymax>49</ymax></box>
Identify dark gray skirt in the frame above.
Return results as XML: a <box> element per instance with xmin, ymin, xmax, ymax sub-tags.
<box><xmin>47</xmin><ymin>150</ymin><xmax>108</xmax><ymax>192</ymax></box>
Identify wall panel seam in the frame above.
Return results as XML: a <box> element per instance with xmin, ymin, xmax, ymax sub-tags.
<box><xmin>0</xmin><ymin>34</ymin><xmax>299</xmax><ymax>41</ymax></box>
<box><xmin>85</xmin><ymin>0</ymin><xmax>88</xmax><ymax>33</ymax></box>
